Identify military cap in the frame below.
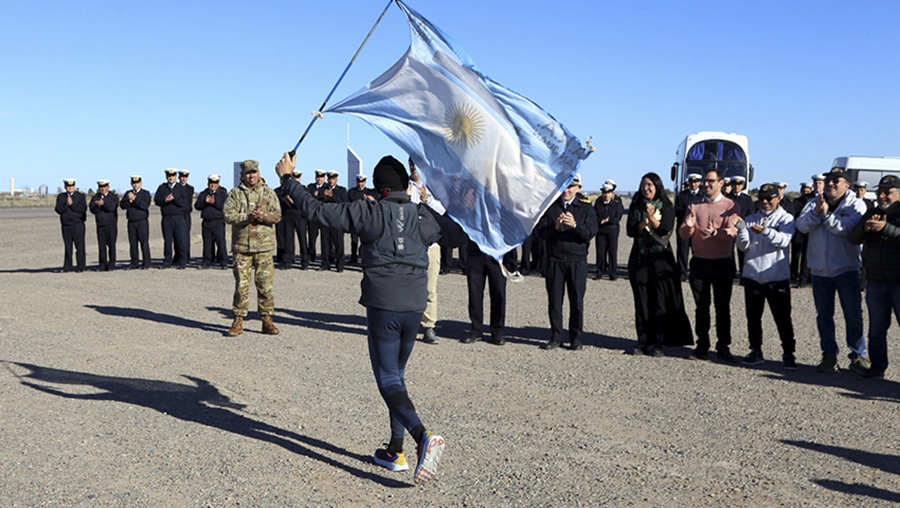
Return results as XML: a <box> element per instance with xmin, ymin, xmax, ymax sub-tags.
<box><xmin>723</xmin><ymin>177</ymin><xmax>732</xmax><ymax>184</ymax></box>
<box><xmin>356</xmin><ymin>174</ymin><xmax>367</xmax><ymax>181</ymax></box>
<box><xmin>240</xmin><ymin>160</ymin><xmax>259</xmax><ymax>173</ymax></box>
<box><xmin>824</xmin><ymin>167</ymin><xmax>849</xmax><ymax>181</ymax></box>
<box><xmin>800</xmin><ymin>182</ymin><xmax>812</xmax><ymax>190</ymax></box>
<box><xmin>732</xmin><ymin>175</ymin><xmax>746</xmax><ymax>184</ymax></box>
<box><xmin>63</xmin><ymin>178</ymin><xmax>76</xmax><ymax>186</ymax></box>
<box><xmin>775</xmin><ymin>181</ymin><xmax>788</xmax><ymax>188</ymax></box>
<box><xmin>601</xmin><ymin>183</ymin><xmax>615</xmax><ymax>192</ymax></box>
<box><xmin>327</xmin><ymin>171</ymin><xmax>339</xmax><ymax>179</ymax></box>
<box><xmin>165</xmin><ymin>168</ymin><xmax>178</xmax><ymax>176</ymax></box>
<box><xmin>852</xmin><ymin>180</ymin><xmax>868</xmax><ymax>189</ymax></box>
<box><xmin>687</xmin><ymin>173</ymin><xmax>702</xmax><ymax>182</ymax></box>
<box><xmin>130</xmin><ymin>175</ymin><xmax>142</xmax><ymax>183</ymax></box>
<box><xmin>604</xmin><ymin>179</ymin><xmax>616</xmax><ymax>189</ymax></box>
<box><xmin>811</xmin><ymin>173</ymin><xmax>825</xmax><ymax>181</ymax></box>
<box><xmin>315</xmin><ymin>169</ymin><xmax>327</xmax><ymax>178</ymax></box>
<box><xmin>876</xmin><ymin>174</ymin><xmax>900</xmax><ymax>191</ymax></box>
<box><xmin>208</xmin><ymin>174</ymin><xmax>221</xmax><ymax>183</ymax></box>
<box><xmin>179</xmin><ymin>170</ymin><xmax>190</xmax><ymax>177</ymax></box>
<box><xmin>292</xmin><ymin>169</ymin><xmax>302</xmax><ymax>178</ymax></box>
<box><xmin>97</xmin><ymin>179</ymin><xmax>110</xmax><ymax>187</ymax></box>
<box><xmin>567</xmin><ymin>173</ymin><xmax>581</xmax><ymax>187</ymax></box>
<box><xmin>757</xmin><ymin>183</ymin><xmax>778</xmax><ymax>200</ymax></box>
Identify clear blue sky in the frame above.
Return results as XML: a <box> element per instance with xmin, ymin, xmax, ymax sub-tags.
<box><xmin>2</xmin><ymin>0</ymin><xmax>898</xmax><ymax>194</ymax></box>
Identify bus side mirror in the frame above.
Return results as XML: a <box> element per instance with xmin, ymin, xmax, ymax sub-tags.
<box><xmin>748</xmin><ymin>164</ymin><xmax>754</xmax><ymax>182</ymax></box>
<box><xmin>671</xmin><ymin>163</ymin><xmax>679</xmax><ymax>181</ymax></box>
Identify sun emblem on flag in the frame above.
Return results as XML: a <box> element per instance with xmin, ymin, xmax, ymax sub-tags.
<box><xmin>444</xmin><ymin>103</ymin><xmax>485</xmax><ymax>149</ymax></box>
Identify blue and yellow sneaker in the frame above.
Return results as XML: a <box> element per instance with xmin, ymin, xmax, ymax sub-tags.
<box><xmin>373</xmin><ymin>448</ymin><xmax>409</xmax><ymax>472</ymax></box>
<box><xmin>414</xmin><ymin>431</ymin><xmax>445</xmax><ymax>484</ymax></box>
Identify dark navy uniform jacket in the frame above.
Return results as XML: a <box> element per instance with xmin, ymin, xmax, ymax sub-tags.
<box><xmin>120</xmin><ymin>189</ymin><xmax>151</xmax><ymax>221</ymax></box>
<box><xmin>89</xmin><ymin>192</ymin><xmax>119</xmax><ymax>226</ymax></box>
<box><xmin>55</xmin><ymin>191</ymin><xmax>87</xmax><ymax>224</ymax></box>
<box><xmin>194</xmin><ymin>187</ymin><xmax>227</xmax><ymax>220</ymax></box>
<box><xmin>536</xmin><ymin>194</ymin><xmax>599</xmax><ymax>263</ymax></box>
<box><xmin>154</xmin><ymin>183</ymin><xmax>190</xmax><ymax>216</ymax></box>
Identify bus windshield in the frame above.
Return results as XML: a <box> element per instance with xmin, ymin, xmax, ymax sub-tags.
<box><xmin>685</xmin><ymin>140</ymin><xmax>747</xmax><ymax>179</ymax></box>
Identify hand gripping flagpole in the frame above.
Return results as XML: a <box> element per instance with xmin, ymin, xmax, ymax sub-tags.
<box><xmin>289</xmin><ymin>0</ymin><xmax>394</xmax><ymax>156</ymax></box>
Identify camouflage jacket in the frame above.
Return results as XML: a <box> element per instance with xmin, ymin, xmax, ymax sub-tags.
<box><xmin>224</xmin><ymin>181</ymin><xmax>281</xmax><ymax>253</ymax></box>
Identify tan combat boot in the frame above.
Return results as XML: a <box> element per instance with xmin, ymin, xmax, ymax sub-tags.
<box><xmin>226</xmin><ymin>316</ymin><xmax>244</xmax><ymax>337</ymax></box>
<box><xmin>261</xmin><ymin>315</ymin><xmax>280</xmax><ymax>335</ymax></box>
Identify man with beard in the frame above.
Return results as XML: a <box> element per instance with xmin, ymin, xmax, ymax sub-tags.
<box><xmin>796</xmin><ymin>168</ymin><xmax>868</xmax><ymax>373</ymax></box>
<box><xmin>849</xmin><ymin>174</ymin><xmax>900</xmax><ymax>379</ymax></box>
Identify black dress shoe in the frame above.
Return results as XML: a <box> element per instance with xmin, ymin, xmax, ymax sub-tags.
<box><xmin>567</xmin><ymin>340</ymin><xmax>583</xmax><ymax>351</ymax></box>
<box><xmin>490</xmin><ymin>334</ymin><xmax>506</xmax><ymax>346</ymax></box>
<box><xmin>716</xmin><ymin>349</ymin><xmax>739</xmax><ymax>364</ymax></box>
<box><xmin>542</xmin><ymin>340</ymin><xmax>562</xmax><ymax>350</ymax></box>
<box><xmin>421</xmin><ymin>328</ymin><xmax>440</xmax><ymax>344</ymax></box>
<box><xmin>461</xmin><ymin>331</ymin><xmax>481</xmax><ymax>344</ymax></box>
<box><xmin>317</xmin><ymin>265</ymin><xmax>329</xmax><ymax>271</ymax></box>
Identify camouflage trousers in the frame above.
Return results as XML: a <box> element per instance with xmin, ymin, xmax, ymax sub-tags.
<box><xmin>232</xmin><ymin>251</ymin><xmax>275</xmax><ymax>317</ymax></box>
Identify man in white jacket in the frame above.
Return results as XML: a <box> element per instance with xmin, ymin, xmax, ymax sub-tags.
<box><xmin>795</xmin><ymin>168</ymin><xmax>869</xmax><ymax>373</ymax></box>
<box><xmin>735</xmin><ymin>183</ymin><xmax>796</xmax><ymax>369</ymax></box>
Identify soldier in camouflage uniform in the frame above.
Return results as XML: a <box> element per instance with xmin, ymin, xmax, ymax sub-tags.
<box><xmin>223</xmin><ymin>160</ymin><xmax>282</xmax><ymax>336</ymax></box>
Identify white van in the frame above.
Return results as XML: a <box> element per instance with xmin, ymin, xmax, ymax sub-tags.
<box><xmin>831</xmin><ymin>156</ymin><xmax>900</xmax><ymax>200</ymax></box>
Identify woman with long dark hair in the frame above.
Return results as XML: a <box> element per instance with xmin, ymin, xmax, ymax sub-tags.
<box><xmin>626</xmin><ymin>172</ymin><xmax>694</xmax><ymax>355</ymax></box>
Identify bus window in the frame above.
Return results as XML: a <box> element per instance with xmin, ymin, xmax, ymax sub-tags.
<box><xmin>685</xmin><ymin>140</ymin><xmax>746</xmax><ymax>176</ymax></box>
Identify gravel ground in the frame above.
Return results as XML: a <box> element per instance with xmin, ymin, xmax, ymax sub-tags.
<box><xmin>0</xmin><ymin>208</ymin><xmax>898</xmax><ymax>507</ymax></box>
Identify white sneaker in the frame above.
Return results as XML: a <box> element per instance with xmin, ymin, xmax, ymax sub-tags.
<box><xmin>414</xmin><ymin>431</ymin><xmax>445</xmax><ymax>484</ymax></box>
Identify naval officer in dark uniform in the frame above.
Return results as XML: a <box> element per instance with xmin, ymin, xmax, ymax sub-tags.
<box><xmin>89</xmin><ymin>179</ymin><xmax>119</xmax><ymax>271</ymax></box>
<box><xmin>535</xmin><ymin>174</ymin><xmax>599</xmax><ymax>350</ymax></box>
<box><xmin>120</xmin><ymin>175</ymin><xmax>152</xmax><ymax>269</ymax></box>
<box><xmin>325</xmin><ymin>170</ymin><xmax>348</xmax><ymax>272</ymax></box>
<box><xmin>593</xmin><ymin>181</ymin><xmax>625</xmax><ymax>280</ymax></box>
<box><xmin>278</xmin><ymin>169</ymin><xmax>310</xmax><ymax>270</ymax></box>
<box><xmin>176</xmin><ymin>170</ymin><xmax>194</xmax><ymax>266</ymax></box>
<box><xmin>347</xmin><ymin>174</ymin><xmax>376</xmax><ymax>264</ymax></box>
<box><xmin>195</xmin><ymin>173</ymin><xmax>228</xmax><ymax>269</ymax></box>
<box><xmin>155</xmin><ymin>168</ymin><xmax>190</xmax><ymax>269</ymax></box>
<box><xmin>55</xmin><ymin>178</ymin><xmax>87</xmax><ymax>272</ymax></box>
<box><xmin>307</xmin><ymin>169</ymin><xmax>329</xmax><ymax>267</ymax></box>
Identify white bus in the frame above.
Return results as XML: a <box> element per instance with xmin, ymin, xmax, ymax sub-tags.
<box><xmin>831</xmin><ymin>156</ymin><xmax>900</xmax><ymax>200</ymax></box>
<box><xmin>671</xmin><ymin>131</ymin><xmax>753</xmax><ymax>189</ymax></box>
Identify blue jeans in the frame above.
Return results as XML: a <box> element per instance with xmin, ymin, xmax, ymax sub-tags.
<box><xmin>865</xmin><ymin>280</ymin><xmax>900</xmax><ymax>373</ymax></box>
<box><xmin>811</xmin><ymin>271</ymin><xmax>865</xmax><ymax>358</ymax></box>
<box><xmin>366</xmin><ymin>308</ymin><xmax>424</xmax><ymax>441</ymax></box>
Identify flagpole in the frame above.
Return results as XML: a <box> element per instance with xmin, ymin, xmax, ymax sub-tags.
<box><xmin>290</xmin><ymin>0</ymin><xmax>395</xmax><ymax>156</ymax></box>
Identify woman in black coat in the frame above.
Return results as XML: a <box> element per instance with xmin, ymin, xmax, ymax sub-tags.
<box><xmin>626</xmin><ymin>172</ymin><xmax>694</xmax><ymax>356</ymax></box>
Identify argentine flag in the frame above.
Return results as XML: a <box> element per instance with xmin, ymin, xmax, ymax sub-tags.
<box><xmin>326</xmin><ymin>0</ymin><xmax>592</xmax><ymax>259</ymax></box>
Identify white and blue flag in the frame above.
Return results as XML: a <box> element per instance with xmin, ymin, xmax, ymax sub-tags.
<box><xmin>326</xmin><ymin>0</ymin><xmax>592</xmax><ymax>259</ymax></box>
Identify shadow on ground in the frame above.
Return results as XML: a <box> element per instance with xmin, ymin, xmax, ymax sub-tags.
<box><xmin>85</xmin><ymin>305</ymin><xmax>228</xmax><ymax>333</ymax></box>
<box><xmin>4</xmin><ymin>361</ymin><xmax>411</xmax><ymax>488</ymax></box>
<box><xmin>782</xmin><ymin>439</ymin><xmax>900</xmax><ymax>503</ymax></box>
<box><xmin>759</xmin><ymin>368</ymin><xmax>900</xmax><ymax>404</ymax></box>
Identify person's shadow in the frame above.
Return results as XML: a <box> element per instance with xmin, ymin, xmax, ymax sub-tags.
<box><xmin>5</xmin><ymin>361</ymin><xmax>410</xmax><ymax>488</ymax></box>
<box><xmin>782</xmin><ymin>439</ymin><xmax>900</xmax><ymax>503</ymax></box>
<box><xmin>85</xmin><ymin>305</ymin><xmax>228</xmax><ymax>333</ymax></box>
